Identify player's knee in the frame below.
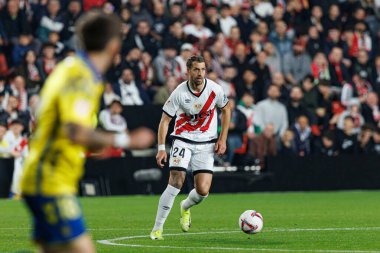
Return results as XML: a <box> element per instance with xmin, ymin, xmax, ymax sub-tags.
<box><xmin>195</xmin><ymin>187</ymin><xmax>209</xmax><ymax>197</ymax></box>
<box><xmin>169</xmin><ymin>179</ymin><xmax>183</xmax><ymax>189</ymax></box>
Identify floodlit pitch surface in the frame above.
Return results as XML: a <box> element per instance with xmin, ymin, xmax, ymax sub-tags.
<box><xmin>1</xmin><ymin>191</ymin><xmax>380</xmax><ymax>253</ymax></box>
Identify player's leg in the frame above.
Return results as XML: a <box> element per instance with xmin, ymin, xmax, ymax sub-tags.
<box><xmin>24</xmin><ymin>195</ymin><xmax>93</xmax><ymax>253</ymax></box>
<box><xmin>151</xmin><ymin>170</ymin><xmax>186</xmax><ymax>240</ymax></box>
<box><xmin>39</xmin><ymin>234</ymin><xmax>95</xmax><ymax>253</ymax></box>
<box><xmin>151</xmin><ymin>140</ymin><xmax>191</xmax><ymax>239</ymax></box>
<box><xmin>180</xmin><ymin>143</ymin><xmax>214</xmax><ymax>232</ymax></box>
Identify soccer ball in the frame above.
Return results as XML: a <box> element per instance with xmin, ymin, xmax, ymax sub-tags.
<box><xmin>239</xmin><ymin>210</ymin><xmax>264</xmax><ymax>234</ymax></box>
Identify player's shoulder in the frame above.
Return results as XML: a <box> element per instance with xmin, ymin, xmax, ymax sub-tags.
<box><xmin>205</xmin><ymin>78</ymin><xmax>224</xmax><ymax>93</ymax></box>
<box><xmin>172</xmin><ymin>80</ymin><xmax>189</xmax><ymax>94</ymax></box>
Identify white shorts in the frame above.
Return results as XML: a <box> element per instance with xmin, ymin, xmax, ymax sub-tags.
<box><xmin>169</xmin><ymin>139</ymin><xmax>215</xmax><ymax>175</ymax></box>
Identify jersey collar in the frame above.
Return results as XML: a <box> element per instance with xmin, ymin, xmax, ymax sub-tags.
<box><xmin>76</xmin><ymin>51</ymin><xmax>103</xmax><ymax>83</ymax></box>
<box><xmin>187</xmin><ymin>78</ymin><xmax>207</xmax><ymax>97</ymax></box>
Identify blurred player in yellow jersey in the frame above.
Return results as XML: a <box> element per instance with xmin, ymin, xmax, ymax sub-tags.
<box><xmin>20</xmin><ymin>11</ymin><xmax>154</xmax><ymax>253</ymax></box>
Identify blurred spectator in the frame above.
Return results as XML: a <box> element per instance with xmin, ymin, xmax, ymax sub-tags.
<box><xmin>16</xmin><ymin>50</ymin><xmax>44</xmax><ymax>93</ymax></box>
<box><xmin>127</xmin><ymin>0</ymin><xmax>153</xmax><ymax>26</ymax></box>
<box><xmin>36</xmin><ymin>0</ymin><xmax>65</xmax><ymax>42</ymax></box>
<box><xmin>328</xmin><ymin>47</ymin><xmax>351</xmax><ymax>87</ymax></box>
<box><xmin>308</xmin><ymin>5</ymin><xmax>324</xmax><ymax>34</ymax></box>
<box><xmin>27</xmin><ymin>94</ymin><xmax>39</xmax><ymax>133</ymax></box>
<box><xmin>359</xmin><ymin>124</ymin><xmax>374</xmax><ymax>153</ymax></box>
<box><xmin>361</xmin><ymin>92</ymin><xmax>380</xmax><ymax>127</ymax></box>
<box><xmin>202</xmin><ymin>50</ymin><xmax>223</xmax><ymax>78</ymax></box>
<box><xmin>127</xmin><ymin>20</ymin><xmax>158</xmax><ymax>58</ymax></box>
<box><xmin>371</xmin><ymin>55</ymin><xmax>380</xmax><ymax>95</ymax></box>
<box><xmin>283</xmin><ymin>40</ymin><xmax>311</xmax><ymax>85</ymax></box>
<box><xmin>0</xmin><ymin>0</ymin><xmax>31</xmax><ymax>44</ymax></box>
<box><xmin>204</xmin><ymin>3</ymin><xmax>221</xmax><ymax>34</ymax></box>
<box><xmin>237</xmin><ymin>92</ymin><xmax>255</xmax><ymax>137</ymax></box>
<box><xmin>265</xmin><ymin>72</ymin><xmax>289</xmax><ymax>104</ymax></box>
<box><xmin>301</xmin><ymin>75</ymin><xmax>319</xmax><ymax>113</ymax></box>
<box><xmin>102</xmin><ymin>82</ymin><xmax>120</xmax><ymax>108</ymax></box>
<box><xmin>335</xmin><ymin>116</ymin><xmax>359</xmax><ymax>154</ymax></box>
<box><xmin>106</xmin><ymin>53</ymin><xmax>123</xmax><ymax>84</ymax></box>
<box><xmin>225</xmin><ymin>97</ymin><xmax>247</xmax><ymax>165</ymax></box>
<box><xmin>292</xmin><ymin>115</ymin><xmax>312</xmax><ymax>156</ymax></box>
<box><xmin>183</xmin><ymin>12</ymin><xmax>213</xmax><ymax>46</ymax></box>
<box><xmin>113</xmin><ymin>68</ymin><xmax>150</xmax><ymax>106</ymax></box>
<box><xmin>61</xmin><ymin>0</ymin><xmax>82</xmax><ymax>43</ymax></box>
<box><xmin>153</xmin><ymin>42</ymin><xmax>178</xmax><ymax>85</ymax></box>
<box><xmin>218</xmin><ymin>65</ymin><xmax>237</xmax><ymax>98</ymax></box>
<box><xmin>279</xmin><ymin>128</ymin><xmax>296</xmax><ymax>155</ymax></box>
<box><xmin>153</xmin><ymin>75</ymin><xmax>177</xmax><ymax>105</ymax></box>
<box><xmin>314</xmin><ymin>130</ymin><xmax>338</xmax><ymax>156</ymax></box>
<box><xmin>306</xmin><ymin>26</ymin><xmax>324</xmax><ymax>58</ymax></box>
<box><xmin>12</xmin><ymin>33</ymin><xmax>40</xmax><ymax>67</ymax></box>
<box><xmin>363</xmin><ymin>127</ymin><xmax>380</xmax><ymax>154</ymax></box>
<box><xmin>235</xmin><ymin>2</ymin><xmax>255</xmax><ymax>43</ymax></box>
<box><xmin>11</xmin><ymin>75</ymin><xmax>28</xmax><ymax>111</ymax></box>
<box><xmin>322</xmin><ymin>4</ymin><xmax>342</xmax><ymax>33</ymax></box>
<box><xmin>3</xmin><ymin>118</ymin><xmax>25</xmax><ymax>151</ymax></box>
<box><xmin>316</xmin><ymin>80</ymin><xmax>333</xmax><ymax>131</ymax></box>
<box><xmin>225</xmin><ymin>26</ymin><xmax>242</xmax><ymax>53</ymax></box>
<box><xmin>348</xmin><ymin>22</ymin><xmax>372</xmax><ymax>57</ymax></box>
<box><xmin>37</xmin><ymin>42</ymin><xmax>58</xmax><ymax>79</ymax></box>
<box><xmin>138</xmin><ymin>52</ymin><xmax>154</xmax><ymax>90</ymax></box>
<box><xmin>230</xmin><ymin>43</ymin><xmax>250</xmax><ymax>77</ymax></box>
<box><xmin>351</xmin><ymin>49</ymin><xmax>372</xmax><ymax>81</ymax></box>
<box><xmin>240</xmin><ymin>69</ymin><xmax>259</xmax><ymax>102</ymax></box>
<box><xmin>150</xmin><ymin>2</ymin><xmax>168</xmax><ymax>42</ymax></box>
<box><xmin>174</xmin><ymin>43</ymin><xmax>193</xmax><ymax>81</ymax></box>
<box><xmin>99</xmin><ymin>99</ymin><xmax>127</xmax><ymax>133</ymax></box>
<box><xmin>219</xmin><ymin>3</ymin><xmax>237</xmax><ymax>37</ymax></box>
<box><xmin>269</xmin><ymin>20</ymin><xmax>293</xmax><ymax>68</ymax></box>
<box><xmin>247</xmin><ymin>123</ymin><xmax>276</xmax><ymax>168</ymax></box>
<box><xmin>251</xmin><ymin>50</ymin><xmax>272</xmax><ymax>94</ymax></box>
<box><xmin>254</xmin><ymin>85</ymin><xmax>288</xmax><ymax>136</ymax></box>
<box><xmin>248</xmin><ymin>30</ymin><xmax>264</xmax><ymax>57</ymax></box>
<box><xmin>324</xmin><ymin>26</ymin><xmax>349</xmax><ymax>56</ymax></box>
<box><xmin>164</xmin><ymin>21</ymin><xmax>187</xmax><ymax>53</ymax></box>
<box><xmin>287</xmin><ymin>86</ymin><xmax>314</xmax><ymax>126</ymax></box>
<box><xmin>263</xmin><ymin>41</ymin><xmax>281</xmax><ymax>74</ymax></box>
<box><xmin>47</xmin><ymin>31</ymin><xmax>65</xmax><ymax>57</ymax></box>
<box><xmin>0</xmin><ymin>122</ymin><xmax>11</xmax><ymax>157</ymax></box>
<box><xmin>311</xmin><ymin>52</ymin><xmax>330</xmax><ymax>83</ymax></box>
<box><xmin>333</xmin><ymin>99</ymin><xmax>364</xmax><ymax>134</ymax></box>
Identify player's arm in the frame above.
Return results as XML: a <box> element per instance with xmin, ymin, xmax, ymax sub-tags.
<box><xmin>64</xmin><ymin>123</ymin><xmax>154</xmax><ymax>151</ymax></box>
<box><xmin>156</xmin><ymin>113</ymin><xmax>172</xmax><ymax>168</ymax></box>
<box><xmin>215</xmin><ymin>102</ymin><xmax>231</xmax><ymax>155</ymax></box>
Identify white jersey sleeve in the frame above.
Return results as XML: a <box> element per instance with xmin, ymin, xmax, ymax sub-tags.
<box><xmin>162</xmin><ymin>88</ymin><xmax>180</xmax><ymax>118</ymax></box>
<box><xmin>215</xmin><ymin>85</ymin><xmax>229</xmax><ymax>108</ymax></box>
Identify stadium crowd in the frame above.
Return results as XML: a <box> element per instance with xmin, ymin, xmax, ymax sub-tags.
<box><xmin>1</xmin><ymin>0</ymin><xmax>380</xmax><ymax>166</ymax></box>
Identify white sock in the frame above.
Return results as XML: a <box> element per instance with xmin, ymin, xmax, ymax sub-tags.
<box><xmin>152</xmin><ymin>184</ymin><xmax>180</xmax><ymax>231</ymax></box>
<box><xmin>181</xmin><ymin>188</ymin><xmax>208</xmax><ymax>211</ymax></box>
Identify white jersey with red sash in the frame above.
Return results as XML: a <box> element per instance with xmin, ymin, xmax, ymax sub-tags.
<box><xmin>163</xmin><ymin>78</ymin><xmax>229</xmax><ymax>143</ymax></box>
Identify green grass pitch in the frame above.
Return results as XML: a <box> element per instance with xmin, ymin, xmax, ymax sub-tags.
<box><xmin>1</xmin><ymin>191</ymin><xmax>380</xmax><ymax>253</ymax></box>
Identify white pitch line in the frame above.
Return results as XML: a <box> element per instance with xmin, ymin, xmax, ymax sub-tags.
<box><xmin>97</xmin><ymin>228</ymin><xmax>380</xmax><ymax>253</ymax></box>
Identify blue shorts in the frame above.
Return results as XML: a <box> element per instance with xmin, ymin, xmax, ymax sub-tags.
<box><xmin>24</xmin><ymin>195</ymin><xmax>86</xmax><ymax>245</ymax></box>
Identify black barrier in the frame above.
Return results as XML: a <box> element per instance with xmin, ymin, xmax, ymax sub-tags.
<box><xmin>81</xmin><ymin>155</ymin><xmax>380</xmax><ymax>195</ymax></box>
<box><xmin>1</xmin><ymin>155</ymin><xmax>380</xmax><ymax>198</ymax></box>
<box><xmin>0</xmin><ymin>158</ymin><xmax>14</xmax><ymax>198</ymax></box>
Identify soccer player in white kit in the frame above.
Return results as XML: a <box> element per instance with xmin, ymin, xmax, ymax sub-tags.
<box><xmin>150</xmin><ymin>55</ymin><xmax>231</xmax><ymax>240</ymax></box>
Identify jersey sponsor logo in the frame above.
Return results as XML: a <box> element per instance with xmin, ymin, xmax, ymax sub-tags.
<box><xmin>74</xmin><ymin>99</ymin><xmax>91</xmax><ymax>117</ymax></box>
<box><xmin>194</xmin><ymin>103</ymin><xmax>202</xmax><ymax>110</ymax></box>
<box><xmin>175</xmin><ymin>91</ymin><xmax>216</xmax><ymax>135</ymax></box>
<box><xmin>185</xmin><ymin>99</ymin><xmax>191</xmax><ymax>103</ymax></box>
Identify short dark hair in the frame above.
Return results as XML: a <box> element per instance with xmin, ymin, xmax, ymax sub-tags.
<box><xmin>75</xmin><ymin>10</ymin><xmax>121</xmax><ymax>52</ymax></box>
<box><xmin>186</xmin><ymin>55</ymin><xmax>205</xmax><ymax>69</ymax></box>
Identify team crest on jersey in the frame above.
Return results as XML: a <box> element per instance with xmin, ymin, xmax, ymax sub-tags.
<box><xmin>194</xmin><ymin>103</ymin><xmax>202</xmax><ymax>110</ymax></box>
<box><xmin>173</xmin><ymin>157</ymin><xmax>181</xmax><ymax>165</ymax></box>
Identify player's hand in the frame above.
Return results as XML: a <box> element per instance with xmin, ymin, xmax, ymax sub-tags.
<box><xmin>156</xmin><ymin>150</ymin><xmax>167</xmax><ymax>168</ymax></box>
<box><xmin>214</xmin><ymin>139</ymin><xmax>227</xmax><ymax>156</ymax></box>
